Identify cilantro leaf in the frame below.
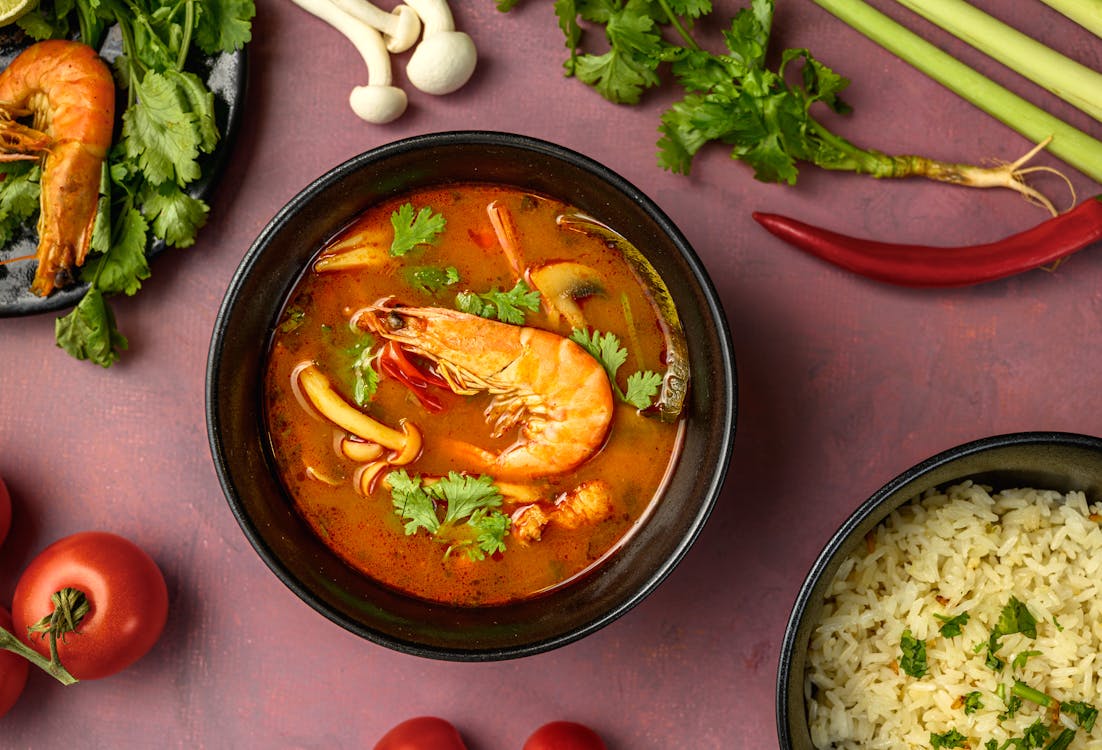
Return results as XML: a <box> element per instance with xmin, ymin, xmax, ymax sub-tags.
<box><xmin>1011</xmin><ymin>650</ymin><xmax>1041</xmax><ymax>672</ymax></box>
<box><xmin>387</xmin><ymin>469</ymin><xmax>440</xmax><ymax>536</ymax></box>
<box><xmin>122</xmin><ymin>71</ymin><xmax>207</xmax><ymax>187</ymax></box>
<box><xmin>405</xmin><ymin>265</ymin><xmax>460</xmax><ymax>294</ymax></box>
<box><xmin>344</xmin><ymin>335</ymin><xmax>379</xmax><ymax>407</ymax></box>
<box><xmin>0</xmin><ymin>163</ymin><xmax>41</xmax><ymax>246</ymax></box>
<box><xmin>80</xmin><ymin>207</ymin><xmax>150</xmax><ymax>296</ymax></box>
<box><xmin>140</xmin><ymin>182</ymin><xmax>210</xmax><ymax>248</ymax></box>
<box><xmin>899</xmin><ymin>629</ymin><xmax>928</xmax><ymax>678</ymax></box>
<box><xmin>390</xmin><ymin>203</ymin><xmax>446</xmax><ymax>256</ymax></box>
<box><xmin>570</xmin><ymin>328</ymin><xmax>662</xmax><ymax>409</ymax></box>
<box><xmin>962</xmin><ymin>691</ymin><xmax>983</xmax><ymax>715</ymax></box>
<box><xmin>994</xmin><ymin>597</ymin><xmax>1038</xmax><ymax>640</ymax></box>
<box><xmin>54</xmin><ymin>287</ymin><xmax>128</xmax><ymax>368</ymax></box>
<box><xmin>930</xmin><ymin>729</ymin><xmax>968</xmax><ymax>749</ymax></box>
<box><xmin>1062</xmin><ymin>701</ymin><xmax>1098</xmax><ymax>732</ymax></box>
<box><xmin>195</xmin><ymin>0</ymin><xmax>256</xmax><ymax>53</ymax></box>
<box><xmin>935</xmin><ymin>611</ymin><xmax>971</xmax><ymax>639</ymax></box>
<box><xmin>455</xmin><ymin>280</ymin><xmax>541</xmax><ymax>324</ymax></box>
<box><xmin>386</xmin><ymin>471</ymin><xmax>510</xmax><ymax>560</ymax></box>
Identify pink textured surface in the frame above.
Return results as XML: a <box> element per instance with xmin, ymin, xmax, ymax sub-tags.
<box><xmin>2</xmin><ymin>1</ymin><xmax>1102</xmax><ymax>747</ymax></box>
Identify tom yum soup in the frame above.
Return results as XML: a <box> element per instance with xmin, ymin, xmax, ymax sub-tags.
<box><xmin>264</xmin><ymin>183</ymin><xmax>688</xmax><ymax>606</ymax></box>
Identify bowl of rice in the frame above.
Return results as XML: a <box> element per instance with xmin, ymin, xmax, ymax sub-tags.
<box><xmin>778</xmin><ymin>431</ymin><xmax>1102</xmax><ymax>750</ymax></box>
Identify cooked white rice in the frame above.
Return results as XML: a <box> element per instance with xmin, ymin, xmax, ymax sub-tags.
<box><xmin>805</xmin><ymin>482</ymin><xmax>1102</xmax><ymax>749</ymax></box>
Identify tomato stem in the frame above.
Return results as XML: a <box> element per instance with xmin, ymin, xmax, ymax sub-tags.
<box><xmin>0</xmin><ymin>626</ymin><xmax>78</xmax><ymax>686</ymax></box>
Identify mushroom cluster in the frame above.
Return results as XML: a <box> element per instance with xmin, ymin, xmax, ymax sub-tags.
<box><xmin>290</xmin><ymin>0</ymin><xmax>478</xmax><ymax>124</ymax></box>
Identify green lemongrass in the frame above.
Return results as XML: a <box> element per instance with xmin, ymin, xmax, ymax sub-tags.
<box><xmin>1038</xmin><ymin>0</ymin><xmax>1102</xmax><ymax>38</ymax></box>
<box><xmin>811</xmin><ymin>0</ymin><xmax>1102</xmax><ymax>183</ymax></box>
<box><xmin>893</xmin><ymin>0</ymin><xmax>1102</xmax><ymax>123</ymax></box>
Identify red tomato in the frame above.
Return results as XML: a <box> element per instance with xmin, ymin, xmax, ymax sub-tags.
<box><xmin>0</xmin><ymin>475</ymin><xmax>11</xmax><ymax>547</ymax></box>
<box><xmin>12</xmin><ymin>531</ymin><xmax>168</xmax><ymax>680</ymax></box>
<box><xmin>523</xmin><ymin>721</ymin><xmax>608</xmax><ymax>750</ymax></box>
<box><xmin>373</xmin><ymin>716</ymin><xmax>467</xmax><ymax>750</ymax></box>
<box><xmin>0</xmin><ymin>606</ymin><xmax>29</xmax><ymax>718</ymax></box>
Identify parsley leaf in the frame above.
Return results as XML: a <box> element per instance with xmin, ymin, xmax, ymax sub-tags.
<box><xmin>899</xmin><ymin>629</ymin><xmax>928</xmax><ymax>678</ymax></box>
<box><xmin>390</xmin><ymin>203</ymin><xmax>446</xmax><ymax>256</ymax></box>
<box><xmin>570</xmin><ymin>328</ymin><xmax>662</xmax><ymax>409</ymax></box>
<box><xmin>455</xmin><ymin>280</ymin><xmax>541</xmax><ymax>324</ymax></box>
<box><xmin>930</xmin><ymin>728</ymin><xmax>968</xmax><ymax>749</ymax></box>
<box><xmin>386</xmin><ymin>471</ymin><xmax>510</xmax><ymax>560</ymax></box>
<box><xmin>935</xmin><ymin>611</ymin><xmax>971</xmax><ymax>639</ymax></box>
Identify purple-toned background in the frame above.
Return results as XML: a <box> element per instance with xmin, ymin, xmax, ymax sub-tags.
<box><xmin>2</xmin><ymin>1</ymin><xmax>1101</xmax><ymax>747</ymax></box>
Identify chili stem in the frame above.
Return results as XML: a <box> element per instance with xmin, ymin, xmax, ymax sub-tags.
<box><xmin>810</xmin><ymin>0</ymin><xmax>1102</xmax><ymax>183</ymax></box>
<box><xmin>0</xmin><ymin>626</ymin><xmax>78</xmax><ymax>686</ymax></box>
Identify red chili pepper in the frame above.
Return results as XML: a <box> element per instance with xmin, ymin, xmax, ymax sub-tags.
<box><xmin>752</xmin><ymin>197</ymin><xmax>1102</xmax><ymax>287</ymax></box>
<box><xmin>377</xmin><ymin>340</ymin><xmax>450</xmax><ymax>413</ymax></box>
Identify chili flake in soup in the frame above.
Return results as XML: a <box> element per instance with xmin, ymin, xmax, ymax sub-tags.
<box><xmin>265</xmin><ymin>183</ymin><xmax>686</xmax><ymax>606</ymax></box>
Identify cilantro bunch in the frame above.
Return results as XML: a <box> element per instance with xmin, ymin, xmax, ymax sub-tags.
<box><xmin>6</xmin><ymin>0</ymin><xmax>255</xmax><ymax>366</ymax></box>
<box><xmin>499</xmin><ymin>0</ymin><xmax>1041</xmax><ymax>193</ymax></box>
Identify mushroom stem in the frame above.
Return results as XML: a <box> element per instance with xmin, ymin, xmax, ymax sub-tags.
<box><xmin>329</xmin><ymin>0</ymin><xmax>422</xmax><ymax>53</ymax></box>
<box><xmin>402</xmin><ymin>0</ymin><xmax>453</xmax><ymax>35</ymax></box>
<box><xmin>290</xmin><ymin>0</ymin><xmax>408</xmax><ymax>123</ymax></box>
<box><xmin>297</xmin><ymin>364</ymin><xmax>409</xmax><ymax>450</ymax></box>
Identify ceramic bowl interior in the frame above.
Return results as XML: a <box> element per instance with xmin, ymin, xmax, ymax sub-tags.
<box><xmin>777</xmin><ymin>431</ymin><xmax>1102</xmax><ymax>748</ymax></box>
<box><xmin>206</xmin><ymin>131</ymin><xmax>736</xmax><ymax>660</ymax></box>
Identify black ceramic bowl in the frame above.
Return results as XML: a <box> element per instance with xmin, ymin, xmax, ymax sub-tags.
<box><xmin>206</xmin><ymin>131</ymin><xmax>736</xmax><ymax>660</ymax></box>
<box><xmin>777</xmin><ymin>431</ymin><xmax>1102</xmax><ymax>748</ymax></box>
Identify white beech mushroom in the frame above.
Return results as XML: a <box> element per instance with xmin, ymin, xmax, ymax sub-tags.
<box><xmin>403</xmin><ymin>0</ymin><xmax>477</xmax><ymax>95</ymax></box>
<box><xmin>291</xmin><ymin>0</ymin><xmax>408</xmax><ymax>123</ymax></box>
<box><xmin>329</xmin><ymin>0</ymin><xmax>422</xmax><ymax>53</ymax></box>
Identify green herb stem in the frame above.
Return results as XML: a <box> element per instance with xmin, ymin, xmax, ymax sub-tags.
<box><xmin>810</xmin><ymin>0</ymin><xmax>1102</xmax><ymax>182</ymax></box>
<box><xmin>891</xmin><ymin>0</ymin><xmax>1102</xmax><ymax>123</ymax></box>
<box><xmin>1038</xmin><ymin>0</ymin><xmax>1102</xmax><ymax>38</ymax></box>
<box><xmin>1012</xmin><ymin>680</ymin><xmax>1055</xmax><ymax>708</ymax></box>
<box><xmin>655</xmin><ymin>0</ymin><xmax>701</xmax><ymax>51</ymax></box>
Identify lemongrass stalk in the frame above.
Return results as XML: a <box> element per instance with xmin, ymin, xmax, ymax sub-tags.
<box><xmin>811</xmin><ymin>0</ymin><xmax>1102</xmax><ymax>183</ymax></box>
<box><xmin>1038</xmin><ymin>0</ymin><xmax>1102</xmax><ymax>38</ymax></box>
<box><xmin>892</xmin><ymin>0</ymin><xmax>1102</xmax><ymax>123</ymax></box>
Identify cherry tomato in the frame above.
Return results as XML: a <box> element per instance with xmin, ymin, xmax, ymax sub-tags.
<box><xmin>373</xmin><ymin>716</ymin><xmax>467</xmax><ymax>750</ymax></box>
<box><xmin>0</xmin><ymin>475</ymin><xmax>11</xmax><ymax>547</ymax></box>
<box><xmin>12</xmin><ymin>531</ymin><xmax>168</xmax><ymax>680</ymax></box>
<box><xmin>0</xmin><ymin>606</ymin><xmax>29</xmax><ymax>718</ymax></box>
<box><xmin>523</xmin><ymin>721</ymin><xmax>608</xmax><ymax>750</ymax></box>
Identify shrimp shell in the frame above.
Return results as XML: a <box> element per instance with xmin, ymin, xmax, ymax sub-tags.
<box><xmin>0</xmin><ymin>40</ymin><xmax>115</xmax><ymax>296</ymax></box>
<box><xmin>355</xmin><ymin>305</ymin><xmax>614</xmax><ymax>479</ymax></box>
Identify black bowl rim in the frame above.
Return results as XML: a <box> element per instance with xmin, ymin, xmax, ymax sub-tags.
<box><xmin>775</xmin><ymin>429</ymin><xmax>1102</xmax><ymax>746</ymax></box>
<box><xmin>205</xmin><ymin>130</ymin><xmax>737</xmax><ymax>660</ymax></box>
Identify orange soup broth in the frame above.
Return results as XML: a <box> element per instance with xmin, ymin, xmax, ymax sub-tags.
<box><xmin>265</xmin><ymin>184</ymin><xmax>683</xmax><ymax>606</ymax></box>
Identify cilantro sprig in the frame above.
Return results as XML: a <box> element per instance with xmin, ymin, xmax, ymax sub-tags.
<box><xmin>386</xmin><ymin>470</ymin><xmax>510</xmax><ymax>561</ymax></box>
<box><xmin>456</xmin><ymin>279</ymin><xmax>541</xmax><ymax>324</ymax></box>
<box><xmin>899</xmin><ymin>629</ymin><xmax>928</xmax><ymax>679</ymax></box>
<box><xmin>570</xmin><ymin>328</ymin><xmax>662</xmax><ymax>409</ymax></box>
<box><xmin>9</xmin><ymin>0</ymin><xmax>255</xmax><ymax>366</ymax></box>
<box><xmin>390</xmin><ymin>203</ymin><xmax>446</xmax><ymax>256</ymax></box>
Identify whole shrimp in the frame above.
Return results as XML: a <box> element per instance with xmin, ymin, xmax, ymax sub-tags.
<box><xmin>0</xmin><ymin>40</ymin><xmax>115</xmax><ymax>296</ymax></box>
<box><xmin>355</xmin><ymin>304</ymin><xmax>614</xmax><ymax>479</ymax></box>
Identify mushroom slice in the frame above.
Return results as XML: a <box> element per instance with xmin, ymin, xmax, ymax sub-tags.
<box><xmin>528</xmin><ymin>261</ymin><xmax>604</xmax><ymax>329</ymax></box>
<box><xmin>314</xmin><ymin>226</ymin><xmax>390</xmax><ymax>272</ymax></box>
<box><xmin>296</xmin><ymin>363</ymin><xmax>409</xmax><ymax>451</ymax></box>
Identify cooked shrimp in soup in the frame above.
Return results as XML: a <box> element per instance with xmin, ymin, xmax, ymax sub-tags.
<box><xmin>265</xmin><ymin>183</ymin><xmax>686</xmax><ymax>606</ymax></box>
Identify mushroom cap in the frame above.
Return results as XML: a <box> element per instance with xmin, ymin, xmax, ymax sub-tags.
<box><xmin>349</xmin><ymin>84</ymin><xmax>408</xmax><ymax>124</ymax></box>
<box><xmin>383</xmin><ymin>5</ymin><xmax>422</xmax><ymax>54</ymax></box>
<box><xmin>406</xmin><ymin>31</ymin><xmax>477</xmax><ymax>95</ymax></box>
